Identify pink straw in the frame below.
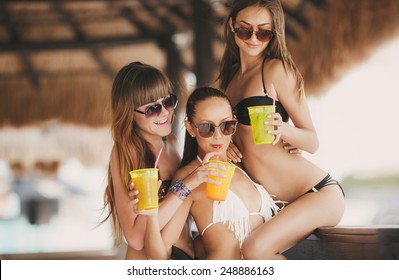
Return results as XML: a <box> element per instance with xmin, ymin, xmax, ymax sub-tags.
<box><xmin>154</xmin><ymin>147</ymin><xmax>163</xmax><ymax>168</ymax></box>
<box><xmin>271</xmin><ymin>83</ymin><xmax>276</xmax><ymax>107</ymax></box>
<box><xmin>215</xmin><ymin>146</ymin><xmax>220</xmax><ymax>161</ymax></box>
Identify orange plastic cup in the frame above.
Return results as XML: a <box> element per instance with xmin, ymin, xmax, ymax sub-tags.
<box><xmin>206</xmin><ymin>160</ymin><xmax>236</xmax><ymax>201</ymax></box>
<box><xmin>129</xmin><ymin>168</ymin><xmax>159</xmax><ymax>211</ymax></box>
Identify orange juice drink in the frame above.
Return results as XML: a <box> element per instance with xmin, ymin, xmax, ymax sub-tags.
<box><xmin>248</xmin><ymin>105</ymin><xmax>276</xmax><ymax>144</ymax></box>
<box><xmin>129</xmin><ymin>168</ymin><xmax>159</xmax><ymax>210</ymax></box>
<box><xmin>206</xmin><ymin>160</ymin><xmax>236</xmax><ymax>201</ymax></box>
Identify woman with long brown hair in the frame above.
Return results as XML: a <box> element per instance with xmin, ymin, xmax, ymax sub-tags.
<box><xmin>102</xmin><ymin>61</ymin><xmax>196</xmax><ymax>259</ymax></box>
<box><xmin>103</xmin><ymin>61</ymin><xmax>226</xmax><ymax>259</ymax></box>
<box><xmin>218</xmin><ymin>0</ymin><xmax>345</xmax><ymax>259</ymax></box>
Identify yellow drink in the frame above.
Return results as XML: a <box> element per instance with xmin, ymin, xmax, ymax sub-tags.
<box><xmin>206</xmin><ymin>160</ymin><xmax>236</xmax><ymax>201</ymax></box>
<box><xmin>248</xmin><ymin>105</ymin><xmax>276</xmax><ymax>144</ymax></box>
<box><xmin>129</xmin><ymin>168</ymin><xmax>159</xmax><ymax>210</ymax></box>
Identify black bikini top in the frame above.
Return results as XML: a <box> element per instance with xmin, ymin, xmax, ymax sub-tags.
<box><xmin>233</xmin><ymin>57</ymin><xmax>289</xmax><ymax>126</ymax></box>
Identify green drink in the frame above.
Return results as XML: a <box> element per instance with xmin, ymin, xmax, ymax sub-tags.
<box><xmin>248</xmin><ymin>105</ymin><xmax>276</xmax><ymax>144</ymax></box>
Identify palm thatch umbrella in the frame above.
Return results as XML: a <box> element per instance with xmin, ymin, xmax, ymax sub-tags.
<box><xmin>286</xmin><ymin>0</ymin><xmax>399</xmax><ymax>94</ymax></box>
<box><xmin>0</xmin><ymin>0</ymin><xmax>399</xmax><ymax>170</ymax></box>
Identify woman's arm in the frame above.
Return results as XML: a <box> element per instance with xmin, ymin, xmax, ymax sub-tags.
<box><xmin>127</xmin><ymin>181</ymin><xmax>169</xmax><ymax>259</ymax></box>
<box><xmin>111</xmin><ymin>147</ymin><xmax>148</xmax><ymax>250</ymax></box>
<box><xmin>112</xmin><ymin>144</ymin><xmax>188</xmax><ymax>251</ymax></box>
<box><xmin>144</xmin><ymin>167</ymin><xmax>195</xmax><ymax>259</ymax></box>
<box><xmin>157</xmin><ymin>164</ymin><xmax>201</xmax><ymax>247</ymax></box>
<box><xmin>126</xmin><ymin>172</ymin><xmax>193</xmax><ymax>259</ymax></box>
<box><xmin>267</xmin><ymin>59</ymin><xmax>319</xmax><ymax>154</ymax></box>
<box><xmin>158</xmin><ymin>153</ymin><xmax>227</xmax><ymax>256</ymax></box>
<box><xmin>160</xmin><ymin>196</ymin><xmax>193</xmax><ymax>254</ymax></box>
<box><xmin>144</xmin><ymin>213</ymin><xmax>168</xmax><ymax>260</ymax></box>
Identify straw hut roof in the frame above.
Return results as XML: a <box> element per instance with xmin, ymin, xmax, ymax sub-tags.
<box><xmin>1</xmin><ymin>0</ymin><xmax>399</xmax><ymax>127</ymax></box>
<box><xmin>1</xmin><ymin>0</ymin><xmax>399</xmax><ymax>167</ymax></box>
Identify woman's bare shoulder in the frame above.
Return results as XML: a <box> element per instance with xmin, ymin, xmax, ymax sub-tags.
<box><xmin>265</xmin><ymin>59</ymin><xmax>297</xmax><ymax>96</ymax></box>
<box><xmin>266</xmin><ymin>58</ymin><xmax>293</xmax><ymax>79</ymax></box>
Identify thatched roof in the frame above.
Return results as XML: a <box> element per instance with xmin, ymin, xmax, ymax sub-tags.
<box><xmin>288</xmin><ymin>0</ymin><xmax>399</xmax><ymax>95</ymax></box>
<box><xmin>1</xmin><ymin>0</ymin><xmax>399</xmax><ymax>167</ymax></box>
<box><xmin>1</xmin><ymin>0</ymin><xmax>399</xmax><ymax>127</ymax></box>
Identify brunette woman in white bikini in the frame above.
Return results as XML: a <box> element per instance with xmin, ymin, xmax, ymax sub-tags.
<box><xmin>173</xmin><ymin>86</ymin><xmax>280</xmax><ymax>259</ymax></box>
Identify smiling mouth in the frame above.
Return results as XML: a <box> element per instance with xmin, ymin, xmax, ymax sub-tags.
<box><xmin>154</xmin><ymin>118</ymin><xmax>168</xmax><ymax>125</ymax></box>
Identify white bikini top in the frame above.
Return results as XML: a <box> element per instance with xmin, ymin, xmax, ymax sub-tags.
<box><xmin>196</xmin><ymin>156</ymin><xmax>281</xmax><ymax>247</ymax></box>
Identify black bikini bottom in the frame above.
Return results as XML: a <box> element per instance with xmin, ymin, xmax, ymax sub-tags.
<box><xmin>171</xmin><ymin>246</ymin><xmax>194</xmax><ymax>260</ymax></box>
<box><xmin>305</xmin><ymin>174</ymin><xmax>345</xmax><ymax>197</ymax></box>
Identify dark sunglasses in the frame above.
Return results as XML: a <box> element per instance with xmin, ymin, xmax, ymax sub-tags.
<box><xmin>134</xmin><ymin>94</ymin><xmax>178</xmax><ymax>118</ymax></box>
<box><xmin>233</xmin><ymin>27</ymin><xmax>274</xmax><ymax>42</ymax></box>
<box><xmin>194</xmin><ymin>120</ymin><xmax>238</xmax><ymax>138</ymax></box>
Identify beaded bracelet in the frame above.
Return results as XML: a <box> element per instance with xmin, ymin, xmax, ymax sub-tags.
<box><xmin>169</xmin><ymin>179</ymin><xmax>191</xmax><ymax>200</ymax></box>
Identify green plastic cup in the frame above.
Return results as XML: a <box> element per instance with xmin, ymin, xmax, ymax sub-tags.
<box><xmin>248</xmin><ymin>105</ymin><xmax>276</xmax><ymax>144</ymax></box>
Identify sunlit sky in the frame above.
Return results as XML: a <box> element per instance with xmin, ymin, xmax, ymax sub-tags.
<box><xmin>304</xmin><ymin>36</ymin><xmax>399</xmax><ymax>181</ymax></box>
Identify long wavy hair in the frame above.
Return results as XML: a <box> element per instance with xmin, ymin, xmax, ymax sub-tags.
<box><xmin>180</xmin><ymin>87</ymin><xmax>233</xmax><ymax>167</ymax></box>
<box><xmin>217</xmin><ymin>0</ymin><xmax>304</xmax><ymax>95</ymax></box>
<box><xmin>102</xmin><ymin>61</ymin><xmax>173</xmax><ymax>245</ymax></box>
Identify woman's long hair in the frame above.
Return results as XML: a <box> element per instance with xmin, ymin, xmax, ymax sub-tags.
<box><xmin>102</xmin><ymin>61</ymin><xmax>173</xmax><ymax>245</ymax></box>
<box><xmin>180</xmin><ymin>87</ymin><xmax>232</xmax><ymax>167</ymax></box>
<box><xmin>217</xmin><ymin>0</ymin><xmax>304</xmax><ymax>95</ymax></box>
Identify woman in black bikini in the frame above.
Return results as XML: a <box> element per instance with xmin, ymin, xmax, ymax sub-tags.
<box><xmin>218</xmin><ymin>0</ymin><xmax>345</xmax><ymax>259</ymax></box>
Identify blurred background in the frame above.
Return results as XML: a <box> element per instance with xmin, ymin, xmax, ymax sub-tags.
<box><xmin>1</xmin><ymin>0</ymin><xmax>398</xmax><ymax>259</ymax></box>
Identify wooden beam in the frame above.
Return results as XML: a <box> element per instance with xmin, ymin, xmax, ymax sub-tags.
<box><xmin>308</xmin><ymin>0</ymin><xmax>328</xmax><ymax>10</ymax></box>
<box><xmin>192</xmin><ymin>0</ymin><xmax>216</xmax><ymax>86</ymax></box>
<box><xmin>21</xmin><ymin>51</ymin><xmax>40</xmax><ymax>88</ymax></box>
<box><xmin>0</xmin><ymin>0</ymin><xmax>191</xmax><ymax>4</ymax></box>
<box><xmin>90</xmin><ymin>48</ymin><xmax>115</xmax><ymax>79</ymax></box>
<box><xmin>52</xmin><ymin>1</ymin><xmax>85</xmax><ymax>41</ymax></box>
<box><xmin>138</xmin><ymin>0</ymin><xmax>176</xmax><ymax>34</ymax></box>
<box><xmin>0</xmin><ymin>2</ymin><xmax>20</xmax><ymax>42</ymax></box>
<box><xmin>0</xmin><ymin>37</ymin><xmax>155</xmax><ymax>52</ymax></box>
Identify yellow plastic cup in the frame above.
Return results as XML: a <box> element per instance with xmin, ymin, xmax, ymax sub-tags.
<box><xmin>206</xmin><ymin>160</ymin><xmax>236</xmax><ymax>201</ymax></box>
<box><xmin>129</xmin><ymin>168</ymin><xmax>159</xmax><ymax>211</ymax></box>
<box><xmin>248</xmin><ymin>105</ymin><xmax>276</xmax><ymax>144</ymax></box>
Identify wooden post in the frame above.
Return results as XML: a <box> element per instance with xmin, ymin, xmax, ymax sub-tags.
<box><xmin>192</xmin><ymin>0</ymin><xmax>216</xmax><ymax>86</ymax></box>
<box><xmin>158</xmin><ymin>35</ymin><xmax>185</xmax><ymax>141</ymax></box>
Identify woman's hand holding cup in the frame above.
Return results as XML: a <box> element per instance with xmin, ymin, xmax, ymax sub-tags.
<box><xmin>181</xmin><ymin>151</ymin><xmax>227</xmax><ymax>191</ymax></box>
<box><xmin>128</xmin><ymin>181</ymin><xmax>158</xmax><ymax>215</ymax></box>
